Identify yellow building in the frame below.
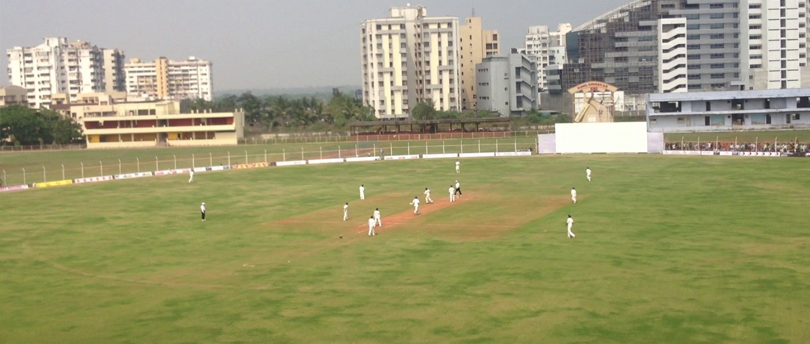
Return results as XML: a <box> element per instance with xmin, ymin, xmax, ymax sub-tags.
<box><xmin>51</xmin><ymin>92</ymin><xmax>243</xmax><ymax>149</ymax></box>
<box><xmin>0</xmin><ymin>85</ymin><xmax>29</xmax><ymax>107</ymax></box>
<box><xmin>459</xmin><ymin>16</ymin><xmax>500</xmax><ymax>111</ymax></box>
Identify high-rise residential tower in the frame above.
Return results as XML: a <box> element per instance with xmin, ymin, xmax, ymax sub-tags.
<box><xmin>459</xmin><ymin>16</ymin><xmax>500</xmax><ymax>110</ymax></box>
<box><xmin>360</xmin><ymin>5</ymin><xmax>461</xmax><ymax>118</ymax></box>
<box><xmin>7</xmin><ymin>37</ymin><xmax>125</xmax><ymax>108</ymax></box>
<box><xmin>124</xmin><ymin>56</ymin><xmax>213</xmax><ymax>101</ymax></box>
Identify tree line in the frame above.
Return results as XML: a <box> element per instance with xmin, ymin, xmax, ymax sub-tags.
<box><xmin>0</xmin><ymin>105</ymin><xmax>82</xmax><ymax>146</ymax></box>
<box><xmin>186</xmin><ymin>91</ymin><xmax>377</xmax><ymax>131</ymax></box>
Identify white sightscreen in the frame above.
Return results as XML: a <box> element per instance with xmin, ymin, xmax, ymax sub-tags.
<box><xmin>555</xmin><ymin>122</ymin><xmax>649</xmax><ymax>154</ymax></box>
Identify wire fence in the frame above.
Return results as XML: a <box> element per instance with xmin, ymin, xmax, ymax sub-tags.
<box><xmin>0</xmin><ymin>138</ymin><xmax>537</xmax><ymax>187</ymax></box>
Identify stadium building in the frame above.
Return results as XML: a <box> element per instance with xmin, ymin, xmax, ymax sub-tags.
<box><xmin>646</xmin><ymin>88</ymin><xmax>810</xmax><ymax>132</ymax></box>
<box><xmin>50</xmin><ymin>92</ymin><xmax>244</xmax><ymax>148</ymax></box>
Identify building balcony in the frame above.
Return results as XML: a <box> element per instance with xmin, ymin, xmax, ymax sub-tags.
<box><xmin>83</xmin><ymin>124</ymin><xmax>236</xmax><ymax>135</ymax></box>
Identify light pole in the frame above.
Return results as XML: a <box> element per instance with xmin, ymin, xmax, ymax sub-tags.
<box><xmin>137</xmin><ymin>158</ymin><xmax>140</xmax><ymax>173</ymax></box>
<box><xmin>42</xmin><ymin>166</ymin><xmax>46</xmax><ymax>182</ymax></box>
<box><xmin>173</xmin><ymin>155</ymin><xmax>177</xmax><ymax>170</ymax></box>
<box><xmin>118</xmin><ymin>159</ymin><xmax>121</xmax><ymax>175</ymax></box>
<box><xmin>99</xmin><ymin>161</ymin><xmax>103</xmax><ymax>176</ymax></box>
<box><xmin>155</xmin><ymin>156</ymin><xmax>158</xmax><ymax>171</ymax></box>
<box><xmin>80</xmin><ymin>163</ymin><xmax>84</xmax><ymax>178</ymax></box>
<box><xmin>61</xmin><ymin>164</ymin><xmax>65</xmax><ymax>180</ymax></box>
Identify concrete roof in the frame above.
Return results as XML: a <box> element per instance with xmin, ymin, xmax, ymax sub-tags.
<box><xmin>648</xmin><ymin>88</ymin><xmax>810</xmax><ymax>102</ymax></box>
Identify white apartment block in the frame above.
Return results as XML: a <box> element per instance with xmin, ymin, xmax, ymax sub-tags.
<box><xmin>522</xmin><ymin>24</ymin><xmax>571</xmax><ymax>91</ymax></box>
<box><xmin>7</xmin><ymin>37</ymin><xmax>124</xmax><ymax>108</ymax></box>
<box><xmin>657</xmin><ymin>18</ymin><xmax>689</xmax><ymax>93</ymax></box>
<box><xmin>124</xmin><ymin>56</ymin><xmax>213</xmax><ymax>101</ymax></box>
<box><xmin>360</xmin><ymin>5</ymin><xmax>461</xmax><ymax>118</ymax></box>
<box><xmin>740</xmin><ymin>0</ymin><xmax>808</xmax><ymax>90</ymax></box>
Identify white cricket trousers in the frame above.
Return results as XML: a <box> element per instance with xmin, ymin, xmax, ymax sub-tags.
<box><xmin>375</xmin><ymin>216</ymin><xmax>381</xmax><ymax>227</ymax></box>
<box><xmin>413</xmin><ymin>204</ymin><xmax>419</xmax><ymax>214</ymax></box>
<box><xmin>368</xmin><ymin>224</ymin><xmax>375</xmax><ymax>236</ymax></box>
<box><xmin>567</xmin><ymin>225</ymin><xmax>576</xmax><ymax>238</ymax></box>
<box><xmin>189</xmin><ymin>175</ymin><xmax>193</xmax><ymax>183</ymax></box>
<box><xmin>343</xmin><ymin>211</ymin><xmax>348</xmax><ymax>221</ymax></box>
<box><xmin>360</xmin><ymin>191</ymin><xmax>364</xmax><ymax>200</ymax></box>
<box><xmin>450</xmin><ymin>194</ymin><xmax>455</xmax><ymax>202</ymax></box>
<box><xmin>572</xmin><ymin>195</ymin><xmax>577</xmax><ymax>203</ymax></box>
<box><xmin>425</xmin><ymin>195</ymin><xmax>433</xmax><ymax>203</ymax></box>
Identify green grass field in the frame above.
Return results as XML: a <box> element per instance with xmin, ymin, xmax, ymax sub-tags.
<box><xmin>1</xmin><ymin>155</ymin><xmax>809</xmax><ymax>343</ymax></box>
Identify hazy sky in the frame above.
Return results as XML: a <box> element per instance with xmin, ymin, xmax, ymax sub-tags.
<box><xmin>0</xmin><ymin>0</ymin><xmax>629</xmax><ymax>91</ymax></box>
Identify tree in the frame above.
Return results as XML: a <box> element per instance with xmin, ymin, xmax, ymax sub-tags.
<box><xmin>236</xmin><ymin>92</ymin><xmax>264</xmax><ymax>126</ymax></box>
<box><xmin>411</xmin><ymin>100</ymin><xmax>437</xmax><ymax>120</ymax></box>
<box><xmin>0</xmin><ymin>105</ymin><xmax>81</xmax><ymax>145</ymax></box>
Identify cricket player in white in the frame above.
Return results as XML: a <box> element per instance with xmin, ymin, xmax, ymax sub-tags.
<box><xmin>566</xmin><ymin>215</ymin><xmax>575</xmax><ymax>238</ymax></box>
<box><xmin>424</xmin><ymin>188</ymin><xmax>433</xmax><ymax>204</ymax></box>
<box><xmin>359</xmin><ymin>185</ymin><xmax>365</xmax><ymax>200</ymax></box>
<box><xmin>449</xmin><ymin>185</ymin><xmax>455</xmax><ymax>202</ymax></box>
<box><xmin>454</xmin><ymin>180</ymin><xmax>462</xmax><ymax>197</ymax></box>
<box><xmin>188</xmin><ymin>170</ymin><xmax>194</xmax><ymax>183</ymax></box>
<box><xmin>373</xmin><ymin>208</ymin><xmax>382</xmax><ymax>227</ymax></box>
<box><xmin>586</xmin><ymin>167</ymin><xmax>592</xmax><ymax>182</ymax></box>
<box><xmin>343</xmin><ymin>202</ymin><xmax>349</xmax><ymax>221</ymax></box>
<box><xmin>571</xmin><ymin>187</ymin><xmax>577</xmax><ymax>204</ymax></box>
<box><xmin>368</xmin><ymin>216</ymin><xmax>376</xmax><ymax>236</ymax></box>
<box><xmin>455</xmin><ymin>160</ymin><xmax>460</xmax><ymax>173</ymax></box>
<box><xmin>410</xmin><ymin>197</ymin><xmax>420</xmax><ymax>215</ymax></box>
<box><xmin>200</xmin><ymin>202</ymin><xmax>206</xmax><ymax>221</ymax></box>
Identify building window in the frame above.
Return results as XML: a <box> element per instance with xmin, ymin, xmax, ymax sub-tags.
<box><xmin>677</xmin><ymin>117</ymin><xmax>685</xmax><ymax>124</ymax></box>
<box><xmin>711</xmin><ymin>73</ymin><xmax>724</xmax><ymax>79</ymax></box>
<box><xmin>710</xmin><ymin>13</ymin><xmax>724</xmax><ymax>19</ymax></box>
<box><xmin>710</xmin><ymin>33</ymin><xmax>724</xmax><ymax>39</ymax></box>
<box><xmin>710</xmin><ymin>44</ymin><xmax>724</xmax><ymax>49</ymax></box>
<box><xmin>711</xmin><ymin>63</ymin><xmax>724</xmax><ymax>68</ymax></box>
<box><xmin>710</xmin><ymin>54</ymin><xmax>724</xmax><ymax>59</ymax></box>
<box><xmin>710</xmin><ymin>23</ymin><xmax>724</xmax><ymax>29</ymax></box>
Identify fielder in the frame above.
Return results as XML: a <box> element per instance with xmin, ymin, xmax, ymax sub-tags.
<box><xmin>455</xmin><ymin>160</ymin><xmax>460</xmax><ymax>173</ymax></box>
<box><xmin>368</xmin><ymin>216</ymin><xmax>376</xmax><ymax>236</ymax></box>
<box><xmin>566</xmin><ymin>214</ymin><xmax>576</xmax><ymax>239</ymax></box>
<box><xmin>373</xmin><ymin>208</ymin><xmax>382</xmax><ymax>227</ymax></box>
<box><xmin>424</xmin><ymin>187</ymin><xmax>433</xmax><ymax>204</ymax></box>
<box><xmin>449</xmin><ymin>185</ymin><xmax>455</xmax><ymax>202</ymax></box>
<box><xmin>188</xmin><ymin>169</ymin><xmax>194</xmax><ymax>183</ymax></box>
<box><xmin>455</xmin><ymin>180</ymin><xmax>462</xmax><ymax>197</ymax></box>
<box><xmin>200</xmin><ymin>202</ymin><xmax>206</xmax><ymax>222</ymax></box>
<box><xmin>586</xmin><ymin>167</ymin><xmax>592</xmax><ymax>182</ymax></box>
<box><xmin>571</xmin><ymin>187</ymin><xmax>577</xmax><ymax>204</ymax></box>
<box><xmin>343</xmin><ymin>202</ymin><xmax>349</xmax><ymax>221</ymax></box>
<box><xmin>359</xmin><ymin>184</ymin><xmax>365</xmax><ymax>200</ymax></box>
<box><xmin>410</xmin><ymin>196</ymin><xmax>420</xmax><ymax>215</ymax></box>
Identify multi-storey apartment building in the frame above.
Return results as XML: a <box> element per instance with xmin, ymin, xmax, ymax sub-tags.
<box><xmin>564</xmin><ymin>1</ymin><xmax>688</xmax><ymax>95</ymax></box>
<box><xmin>476</xmin><ymin>49</ymin><xmax>539</xmax><ymax>117</ymax></box>
<box><xmin>563</xmin><ymin>0</ymin><xmax>810</xmax><ymax>94</ymax></box>
<box><xmin>0</xmin><ymin>85</ymin><xmax>28</xmax><ymax>107</ymax></box>
<box><xmin>124</xmin><ymin>56</ymin><xmax>213</xmax><ymax>101</ymax></box>
<box><xmin>6</xmin><ymin>37</ymin><xmax>125</xmax><ymax>108</ymax></box>
<box><xmin>360</xmin><ymin>5</ymin><xmax>461</xmax><ymax>118</ymax></box>
<box><xmin>459</xmin><ymin>16</ymin><xmax>500</xmax><ymax>110</ymax></box>
<box><xmin>523</xmin><ymin>24</ymin><xmax>571</xmax><ymax>91</ymax></box>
